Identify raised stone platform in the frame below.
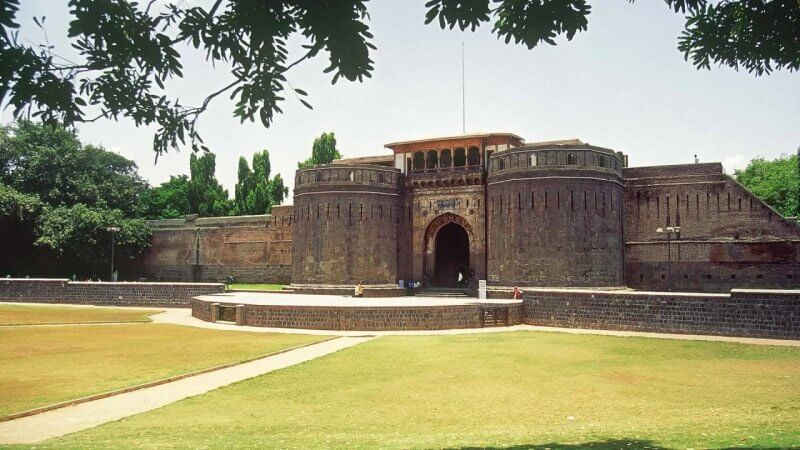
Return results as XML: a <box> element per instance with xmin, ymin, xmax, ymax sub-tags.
<box><xmin>286</xmin><ymin>284</ymin><xmax>406</xmax><ymax>297</ymax></box>
<box><xmin>192</xmin><ymin>292</ymin><xmax>522</xmax><ymax>331</ymax></box>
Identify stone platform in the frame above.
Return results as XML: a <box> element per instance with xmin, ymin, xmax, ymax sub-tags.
<box><xmin>191</xmin><ymin>292</ymin><xmax>522</xmax><ymax>331</ymax></box>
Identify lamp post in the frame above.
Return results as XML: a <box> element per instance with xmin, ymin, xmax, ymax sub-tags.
<box><xmin>106</xmin><ymin>226</ymin><xmax>120</xmax><ymax>281</ymax></box>
<box><xmin>655</xmin><ymin>226</ymin><xmax>681</xmax><ymax>291</ymax></box>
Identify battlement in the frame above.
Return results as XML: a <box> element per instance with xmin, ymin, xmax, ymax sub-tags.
<box><xmin>488</xmin><ymin>143</ymin><xmax>626</xmax><ymax>177</ymax></box>
<box><xmin>294</xmin><ymin>164</ymin><xmax>402</xmax><ymax>193</ymax></box>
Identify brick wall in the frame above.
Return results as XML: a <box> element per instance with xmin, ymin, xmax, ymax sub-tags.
<box><xmin>523</xmin><ymin>288</ymin><xmax>800</xmax><ymax>339</ymax></box>
<box><xmin>139</xmin><ymin>206</ymin><xmax>293</xmax><ymax>283</ymax></box>
<box><xmin>623</xmin><ymin>163</ymin><xmax>800</xmax><ymax>291</ymax></box>
<box><xmin>0</xmin><ymin>279</ymin><xmax>224</xmax><ymax>307</ymax></box>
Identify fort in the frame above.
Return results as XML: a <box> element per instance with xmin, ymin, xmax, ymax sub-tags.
<box><xmin>139</xmin><ymin>132</ymin><xmax>800</xmax><ymax>295</ymax></box>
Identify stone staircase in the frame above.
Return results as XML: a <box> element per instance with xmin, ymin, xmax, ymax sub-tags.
<box><xmin>412</xmin><ymin>287</ymin><xmax>473</xmax><ymax>298</ymax></box>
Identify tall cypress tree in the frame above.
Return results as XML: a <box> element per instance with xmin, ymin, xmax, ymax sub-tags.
<box><xmin>233</xmin><ymin>149</ymin><xmax>287</xmax><ymax>215</ymax></box>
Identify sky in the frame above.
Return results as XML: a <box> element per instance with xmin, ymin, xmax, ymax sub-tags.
<box><xmin>4</xmin><ymin>0</ymin><xmax>799</xmax><ymax>196</ymax></box>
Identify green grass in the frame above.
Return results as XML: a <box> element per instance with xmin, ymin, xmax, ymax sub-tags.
<box><xmin>0</xmin><ymin>324</ymin><xmax>328</xmax><ymax>418</ymax></box>
<box><xmin>30</xmin><ymin>332</ymin><xmax>800</xmax><ymax>449</ymax></box>
<box><xmin>0</xmin><ymin>304</ymin><xmax>160</xmax><ymax>325</ymax></box>
<box><xmin>227</xmin><ymin>283</ymin><xmax>284</xmax><ymax>291</ymax></box>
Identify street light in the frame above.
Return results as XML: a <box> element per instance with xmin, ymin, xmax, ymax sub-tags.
<box><xmin>106</xmin><ymin>226</ymin><xmax>120</xmax><ymax>281</ymax></box>
<box><xmin>655</xmin><ymin>226</ymin><xmax>681</xmax><ymax>291</ymax></box>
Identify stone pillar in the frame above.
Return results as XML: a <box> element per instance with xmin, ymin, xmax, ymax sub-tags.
<box><xmin>235</xmin><ymin>304</ymin><xmax>246</xmax><ymax>325</ymax></box>
<box><xmin>210</xmin><ymin>303</ymin><xmax>219</xmax><ymax>322</ymax></box>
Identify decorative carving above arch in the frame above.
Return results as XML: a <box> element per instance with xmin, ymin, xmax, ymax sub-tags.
<box><xmin>424</xmin><ymin>213</ymin><xmax>474</xmax><ymax>244</ymax></box>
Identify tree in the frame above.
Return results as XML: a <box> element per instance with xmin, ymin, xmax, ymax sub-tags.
<box><xmin>299</xmin><ymin>132</ymin><xmax>341</xmax><ymax>169</ymax></box>
<box><xmin>187</xmin><ymin>152</ymin><xmax>232</xmax><ymax>217</ymax></box>
<box><xmin>2</xmin><ymin>1</ymin><xmax>796</xmax><ymax>157</ymax></box>
<box><xmin>0</xmin><ymin>182</ymin><xmax>41</xmax><ymax>220</ymax></box>
<box><xmin>233</xmin><ymin>149</ymin><xmax>287</xmax><ymax>215</ymax></box>
<box><xmin>0</xmin><ymin>120</ymin><xmax>152</xmax><ymax>277</ymax></box>
<box><xmin>735</xmin><ymin>154</ymin><xmax>800</xmax><ymax>218</ymax></box>
<box><xmin>36</xmin><ymin>204</ymin><xmax>151</xmax><ymax>276</ymax></box>
<box><xmin>0</xmin><ymin>183</ymin><xmax>42</xmax><ymax>276</ymax></box>
<box><xmin>267</xmin><ymin>173</ymin><xmax>289</xmax><ymax>209</ymax></box>
<box><xmin>140</xmin><ymin>175</ymin><xmax>190</xmax><ymax>219</ymax></box>
<box><xmin>0</xmin><ymin>120</ymin><xmax>148</xmax><ymax>214</ymax></box>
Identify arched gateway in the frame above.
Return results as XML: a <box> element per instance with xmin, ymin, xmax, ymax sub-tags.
<box><xmin>424</xmin><ymin>213</ymin><xmax>474</xmax><ymax>287</ymax></box>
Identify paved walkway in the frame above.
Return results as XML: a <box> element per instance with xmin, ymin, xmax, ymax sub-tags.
<box><xmin>0</xmin><ymin>336</ymin><xmax>372</xmax><ymax>445</ymax></box>
<box><xmin>152</xmin><ymin>307</ymin><xmax>800</xmax><ymax>346</ymax></box>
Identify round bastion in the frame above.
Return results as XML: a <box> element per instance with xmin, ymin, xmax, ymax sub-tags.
<box><xmin>291</xmin><ymin>164</ymin><xmax>403</xmax><ymax>287</ymax></box>
<box><xmin>486</xmin><ymin>143</ymin><xmax>626</xmax><ymax>287</ymax></box>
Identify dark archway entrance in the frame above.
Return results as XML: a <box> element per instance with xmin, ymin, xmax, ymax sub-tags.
<box><xmin>433</xmin><ymin>222</ymin><xmax>470</xmax><ymax>287</ymax></box>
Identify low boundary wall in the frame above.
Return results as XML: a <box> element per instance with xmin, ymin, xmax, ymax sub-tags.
<box><xmin>523</xmin><ymin>288</ymin><xmax>800</xmax><ymax>339</ymax></box>
<box><xmin>191</xmin><ymin>298</ymin><xmax>522</xmax><ymax>331</ymax></box>
<box><xmin>0</xmin><ymin>279</ymin><xmax>224</xmax><ymax>307</ymax></box>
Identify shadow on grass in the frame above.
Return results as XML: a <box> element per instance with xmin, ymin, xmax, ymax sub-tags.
<box><xmin>451</xmin><ymin>439</ymin><xmax>800</xmax><ymax>450</ymax></box>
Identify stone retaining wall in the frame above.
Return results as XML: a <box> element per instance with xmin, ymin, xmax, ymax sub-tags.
<box><xmin>523</xmin><ymin>288</ymin><xmax>800</xmax><ymax>339</ymax></box>
<box><xmin>0</xmin><ymin>279</ymin><xmax>224</xmax><ymax>307</ymax></box>
<box><xmin>192</xmin><ymin>298</ymin><xmax>522</xmax><ymax>331</ymax></box>
<box><xmin>141</xmin><ymin>207</ymin><xmax>293</xmax><ymax>283</ymax></box>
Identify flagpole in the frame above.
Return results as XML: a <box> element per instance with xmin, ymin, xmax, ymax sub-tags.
<box><xmin>461</xmin><ymin>42</ymin><xmax>465</xmax><ymax>134</ymax></box>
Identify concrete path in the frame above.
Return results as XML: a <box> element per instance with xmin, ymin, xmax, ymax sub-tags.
<box><xmin>151</xmin><ymin>308</ymin><xmax>800</xmax><ymax>346</ymax></box>
<box><xmin>0</xmin><ymin>335</ymin><xmax>372</xmax><ymax>445</ymax></box>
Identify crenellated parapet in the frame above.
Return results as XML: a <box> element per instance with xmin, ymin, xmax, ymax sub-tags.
<box><xmin>294</xmin><ymin>164</ymin><xmax>402</xmax><ymax>194</ymax></box>
<box><xmin>488</xmin><ymin>143</ymin><xmax>626</xmax><ymax>179</ymax></box>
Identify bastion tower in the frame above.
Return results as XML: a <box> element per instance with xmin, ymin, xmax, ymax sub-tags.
<box><xmin>281</xmin><ymin>132</ymin><xmax>799</xmax><ymax>295</ymax></box>
<box><xmin>485</xmin><ymin>142</ymin><xmax>626</xmax><ymax>287</ymax></box>
<box><xmin>288</xmin><ymin>134</ymin><xmax>629</xmax><ymax>291</ymax></box>
<box><xmin>291</xmin><ymin>163</ymin><xmax>403</xmax><ymax>288</ymax></box>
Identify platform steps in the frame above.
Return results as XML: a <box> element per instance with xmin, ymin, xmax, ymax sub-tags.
<box><xmin>413</xmin><ymin>287</ymin><xmax>473</xmax><ymax>298</ymax></box>
<box><xmin>480</xmin><ymin>306</ymin><xmax>510</xmax><ymax>327</ymax></box>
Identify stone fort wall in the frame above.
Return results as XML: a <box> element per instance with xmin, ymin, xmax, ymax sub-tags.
<box><xmin>139</xmin><ymin>205</ymin><xmax>293</xmax><ymax>283</ymax></box>
<box><xmin>623</xmin><ymin>163</ymin><xmax>800</xmax><ymax>291</ymax></box>
<box><xmin>136</xmin><ymin>146</ymin><xmax>798</xmax><ymax>293</ymax></box>
<box><xmin>486</xmin><ymin>144</ymin><xmax>626</xmax><ymax>287</ymax></box>
<box><xmin>291</xmin><ymin>165</ymin><xmax>402</xmax><ymax>285</ymax></box>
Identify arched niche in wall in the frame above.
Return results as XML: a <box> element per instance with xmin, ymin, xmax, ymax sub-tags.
<box><xmin>440</xmin><ymin>149</ymin><xmax>452</xmax><ymax>168</ymax></box>
<box><xmin>413</xmin><ymin>151</ymin><xmax>425</xmax><ymax>171</ymax></box>
<box><xmin>426</xmin><ymin>150</ymin><xmax>439</xmax><ymax>169</ymax></box>
<box><xmin>467</xmin><ymin>147</ymin><xmax>480</xmax><ymax>166</ymax></box>
<box><xmin>454</xmin><ymin>148</ymin><xmax>466</xmax><ymax>167</ymax></box>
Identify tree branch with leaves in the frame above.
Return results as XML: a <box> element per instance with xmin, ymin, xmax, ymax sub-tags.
<box><xmin>1</xmin><ymin>0</ymin><xmax>797</xmax><ymax>158</ymax></box>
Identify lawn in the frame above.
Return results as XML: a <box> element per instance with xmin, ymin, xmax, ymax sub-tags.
<box><xmin>0</xmin><ymin>324</ymin><xmax>328</xmax><ymax>418</ymax></box>
<box><xmin>227</xmin><ymin>283</ymin><xmax>284</xmax><ymax>291</ymax></box>
<box><xmin>32</xmin><ymin>332</ymin><xmax>800</xmax><ymax>449</ymax></box>
<box><xmin>0</xmin><ymin>304</ymin><xmax>160</xmax><ymax>325</ymax></box>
